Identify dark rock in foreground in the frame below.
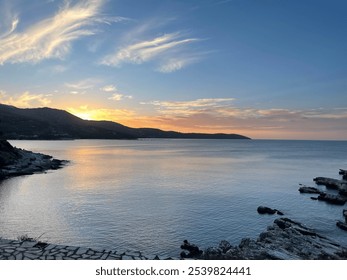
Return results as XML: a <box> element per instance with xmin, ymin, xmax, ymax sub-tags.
<box><xmin>0</xmin><ymin>140</ymin><xmax>68</xmax><ymax>180</ymax></box>
<box><xmin>180</xmin><ymin>240</ymin><xmax>203</xmax><ymax>259</ymax></box>
<box><xmin>317</xmin><ymin>193</ymin><xmax>347</xmax><ymax>205</ymax></box>
<box><xmin>183</xmin><ymin>218</ymin><xmax>347</xmax><ymax>260</ymax></box>
<box><xmin>298</xmin><ymin>184</ymin><xmax>323</xmax><ymax>194</ymax></box>
<box><xmin>336</xmin><ymin>221</ymin><xmax>347</xmax><ymax>232</ymax></box>
<box><xmin>339</xmin><ymin>169</ymin><xmax>347</xmax><ymax>180</ymax></box>
<box><xmin>313</xmin><ymin>177</ymin><xmax>347</xmax><ymax>191</ymax></box>
<box><xmin>257</xmin><ymin>206</ymin><xmax>284</xmax><ymax>215</ymax></box>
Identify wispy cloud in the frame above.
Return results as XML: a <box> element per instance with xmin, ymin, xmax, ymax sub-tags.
<box><xmin>0</xmin><ymin>91</ymin><xmax>51</xmax><ymax>107</ymax></box>
<box><xmin>108</xmin><ymin>94</ymin><xmax>133</xmax><ymax>101</ymax></box>
<box><xmin>65</xmin><ymin>78</ymin><xmax>100</xmax><ymax>90</ymax></box>
<box><xmin>0</xmin><ymin>16</ymin><xmax>19</xmax><ymax>39</ymax></box>
<box><xmin>101</xmin><ymin>31</ymin><xmax>201</xmax><ymax>72</ymax></box>
<box><xmin>0</xmin><ymin>0</ymin><xmax>125</xmax><ymax>64</ymax></box>
<box><xmin>100</xmin><ymin>84</ymin><xmax>133</xmax><ymax>101</ymax></box>
<box><xmin>157</xmin><ymin>57</ymin><xmax>199</xmax><ymax>73</ymax></box>
<box><xmin>100</xmin><ymin>84</ymin><xmax>117</xmax><ymax>92</ymax></box>
<box><xmin>143</xmin><ymin>98</ymin><xmax>235</xmax><ymax>116</ymax></box>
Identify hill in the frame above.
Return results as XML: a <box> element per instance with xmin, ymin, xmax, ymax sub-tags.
<box><xmin>0</xmin><ymin>103</ymin><xmax>250</xmax><ymax>140</ymax></box>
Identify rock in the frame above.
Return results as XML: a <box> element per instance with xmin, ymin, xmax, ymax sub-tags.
<box><xmin>313</xmin><ymin>177</ymin><xmax>347</xmax><ymax>190</ymax></box>
<box><xmin>257</xmin><ymin>206</ymin><xmax>276</xmax><ymax>215</ymax></box>
<box><xmin>219</xmin><ymin>240</ymin><xmax>232</xmax><ymax>253</ymax></box>
<box><xmin>339</xmin><ymin>169</ymin><xmax>347</xmax><ymax>180</ymax></box>
<box><xmin>339</xmin><ymin>186</ymin><xmax>347</xmax><ymax>196</ymax></box>
<box><xmin>336</xmin><ymin>221</ymin><xmax>347</xmax><ymax>231</ymax></box>
<box><xmin>257</xmin><ymin>206</ymin><xmax>284</xmax><ymax>215</ymax></box>
<box><xmin>180</xmin><ymin>240</ymin><xmax>203</xmax><ymax>259</ymax></box>
<box><xmin>298</xmin><ymin>185</ymin><xmax>322</xmax><ymax>194</ymax></box>
<box><xmin>0</xmin><ymin>140</ymin><xmax>21</xmax><ymax>168</ymax></box>
<box><xmin>343</xmin><ymin>209</ymin><xmax>347</xmax><ymax>223</ymax></box>
<box><xmin>204</xmin><ymin>247</ymin><xmax>222</xmax><ymax>259</ymax></box>
<box><xmin>0</xmin><ymin>140</ymin><xmax>68</xmax><ymax>180</ymax></box>
<box><xmin>189</xmin><ymin>218</ymin><xmax>347</xmax><ymax>260</ymax></box>
<box><xmin>317</xmin><ymin>193</ymin><xmax>347</xmax><ymax>205</ymax></box>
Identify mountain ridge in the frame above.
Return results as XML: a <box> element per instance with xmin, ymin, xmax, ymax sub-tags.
<box><xmin>0</xmin><ymin>103</ymin><xmax>250</xmax><ymax>140</ymax></box>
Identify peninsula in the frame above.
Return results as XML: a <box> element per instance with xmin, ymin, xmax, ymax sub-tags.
<box><xmin>0</xmin><ymin>139</ymin><xmax>67</xmax><ymax>180</ymax></box>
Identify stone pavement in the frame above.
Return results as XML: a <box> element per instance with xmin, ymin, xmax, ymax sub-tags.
<box><xmin>0</xmin><ymin>238</ymin><xmax>172</xmax><ymax>260</ymax></box>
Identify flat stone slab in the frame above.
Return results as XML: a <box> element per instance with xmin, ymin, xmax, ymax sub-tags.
<box><xmin>0</xmin><ymin>238</ymin><xmax>165</xmax><ymax>260</ymax></box>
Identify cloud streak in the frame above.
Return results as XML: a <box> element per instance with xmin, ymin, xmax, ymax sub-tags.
<box><xmin>100</xmin><ymin>84</ymin><xmax>133</xmax><ymax>101</ymax></box>
<box><xmin>101</xmin><ymin>32</ymin><xmax>201</xmax><ymax>72</ymax></box>
<box><xmin>65</xmin><ymin>78</ymin><xmax>100</xmax><ymax>90</ymax></box>
<box><xmin>0</xmin><ymin>0</ymin><xmax>124</xmax><ymax>64</ymax></box>
<box><xmin>143</xmin><ymin>98</ymin><xmax>235</xmax><ymax>116</ymax></box>
<box><xmin>0</xmin><ymin>91</ymin><xmax>51</xmax><ymax>107</ymax></box>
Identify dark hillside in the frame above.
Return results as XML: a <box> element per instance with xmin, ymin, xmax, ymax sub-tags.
<box><xmin>0</xmin><ymin>104</ymin><xmax>250</xmax><ymax>140</ymax></box>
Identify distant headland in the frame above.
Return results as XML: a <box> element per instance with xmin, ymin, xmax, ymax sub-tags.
<box><xmin>0</xmin><ymin>103</ymin><xmax>250</xmax><ymax>140</ymax></box>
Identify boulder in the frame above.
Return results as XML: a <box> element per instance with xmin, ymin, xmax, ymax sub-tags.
<box><xmin>257</xmin><ymin>206</ymin><xmax>284</xmax><ymax>215</ymax></box>
<box><xmin>219</xmin><ymin>240</ymin><xmax>232</xmax><ymax>253</ymax></box>
<box><xmin>339</xmin><ymin>185</ymin><xmax>347</xmax><ymax>196</ymax></box>
<box><xmin>317</xmin><ymin>193</ymin><xmax>347</xmax><ymax>205</ymax></box>
<box><xmin>180</xmin><ymin>240</ymin><xmax>203</xmax><ymax>259</ymax></box>
<box><xmin>339</xmin><ymin>169</ymin><xmax>347</xmax><ymax>180</ymax></box>
<box><xmin>314</xmin><ymin>177</ymin><xmax>347</xmax><ymax>190</ymax></box>
<box><xmin>298</xmin><ymin>185</ymin><xmax>322</xmax><ymax>194</ymax></box>
<box><xmin>336</xmin><ymin>221</ymin><xmax>347</xmax><ymax>231</ymax></box>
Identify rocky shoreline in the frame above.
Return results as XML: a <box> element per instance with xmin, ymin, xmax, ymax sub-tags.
<box><xmin>0</xmin><ymin>140</ymin><xmax>68</xmax><ymax>180</ymax></box>
<box><xmin>181</xmin><ymin>169</ymin><xmax>347</xmax><ymax>260</ymax></box>
<box><xmin>1</xmin><ymin>139</ymin><xmax>346</xmax><ymax>260</ymax></box>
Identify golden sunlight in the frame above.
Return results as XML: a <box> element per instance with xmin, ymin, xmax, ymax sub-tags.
<box><xmin>73</xmin><ymin>112</ymin><xmax>94</xmax><ymax>120</ymax></box>
<box><xmin>67</xmin><ymin>106</ymin><xmax>136</xmax><ymax>122</ymax></box>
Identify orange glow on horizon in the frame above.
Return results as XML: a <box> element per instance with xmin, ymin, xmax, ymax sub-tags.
<box><xmin>65</xmin><ymin>106</ymin><xmax>346</xmax><ymax>141</ymax></box>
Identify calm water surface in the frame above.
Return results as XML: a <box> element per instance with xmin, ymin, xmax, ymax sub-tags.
<box><xmin>0</xmin><ymin>139</ymin><xmax>346</xmax><ymax>256</ymax></box>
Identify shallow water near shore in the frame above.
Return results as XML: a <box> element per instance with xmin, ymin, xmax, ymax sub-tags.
<box><xmin>1</xmin><ymin>139</ymin><xmax>346</xmax><ymax>256</ymax></box>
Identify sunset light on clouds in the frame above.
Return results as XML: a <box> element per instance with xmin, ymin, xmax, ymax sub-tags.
<box><xmin>0</xmin><ymin>0</ymin><xmax>346</xmax><ymax>139</ymax></box>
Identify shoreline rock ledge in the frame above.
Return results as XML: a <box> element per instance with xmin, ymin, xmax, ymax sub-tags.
<box><xmin>181</xmin><ymin>218</ymin><xmax>347</xmax><ymax>260</ymax></box>
<box><xmin>0</xmin><ymin>139</ymin><xmax>68</xmax><ymax>180</ymax></box>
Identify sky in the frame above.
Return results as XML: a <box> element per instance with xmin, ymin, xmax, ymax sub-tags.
<box><xmin>0</xmin><ymin>0</ymin><xmax>346</xmax><ymax>140</ymax></box>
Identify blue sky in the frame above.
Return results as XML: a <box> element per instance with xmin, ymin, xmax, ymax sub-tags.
<box><xmin>0</xmin><ymin>0</ymin><xmax>346</xmax><ymax>139</ymax></box>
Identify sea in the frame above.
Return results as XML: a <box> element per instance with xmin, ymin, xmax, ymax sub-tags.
<box><xmin>0</xmin><ymin>139</ymin><xmax>346</xmax><ymax>257</ymax></box>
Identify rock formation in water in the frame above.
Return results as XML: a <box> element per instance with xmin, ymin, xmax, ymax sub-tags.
<box><xmin>181</xmin><ymin>218</ymin><xmax>347</xmax><ymax>260</ymax></box>
<box><xmin>181</xmin><ymin>169</ymin><xmax>347</xmax><ymax>260</ymax></box>
<box><xmin>257</xmin><ymin>206</ymin><xmax>284</xmax><ymax>215</ymax></box>
<box><xmin>0</xmin><ymin>139</ymin><xmax>67</xmax><ymax>180</ymax></box>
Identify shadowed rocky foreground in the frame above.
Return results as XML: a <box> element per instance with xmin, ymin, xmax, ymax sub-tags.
<box><xmin>181</xmin><ymin>218</ymin><xmax>347</xmax><ymax>260</ymax></box>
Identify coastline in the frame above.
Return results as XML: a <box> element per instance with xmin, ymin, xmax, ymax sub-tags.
<box><xmin>180</xmin><ymin>169</ymin><xmax>347</xmax><ymax>260</ymax></box>
<box><xmin>0</xmin><ymin>140</ymin><xmax>346</xmax><ymax>260</ymax></box>
<box><xmin>1</xmin><ymin>215</ymin><xmax>346</xmax><ymax>260</ymax></box>
<box><xmin>0</xmin><ymin>140</ymin><xmax>68</xmax><ymax>180</ymax></box>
